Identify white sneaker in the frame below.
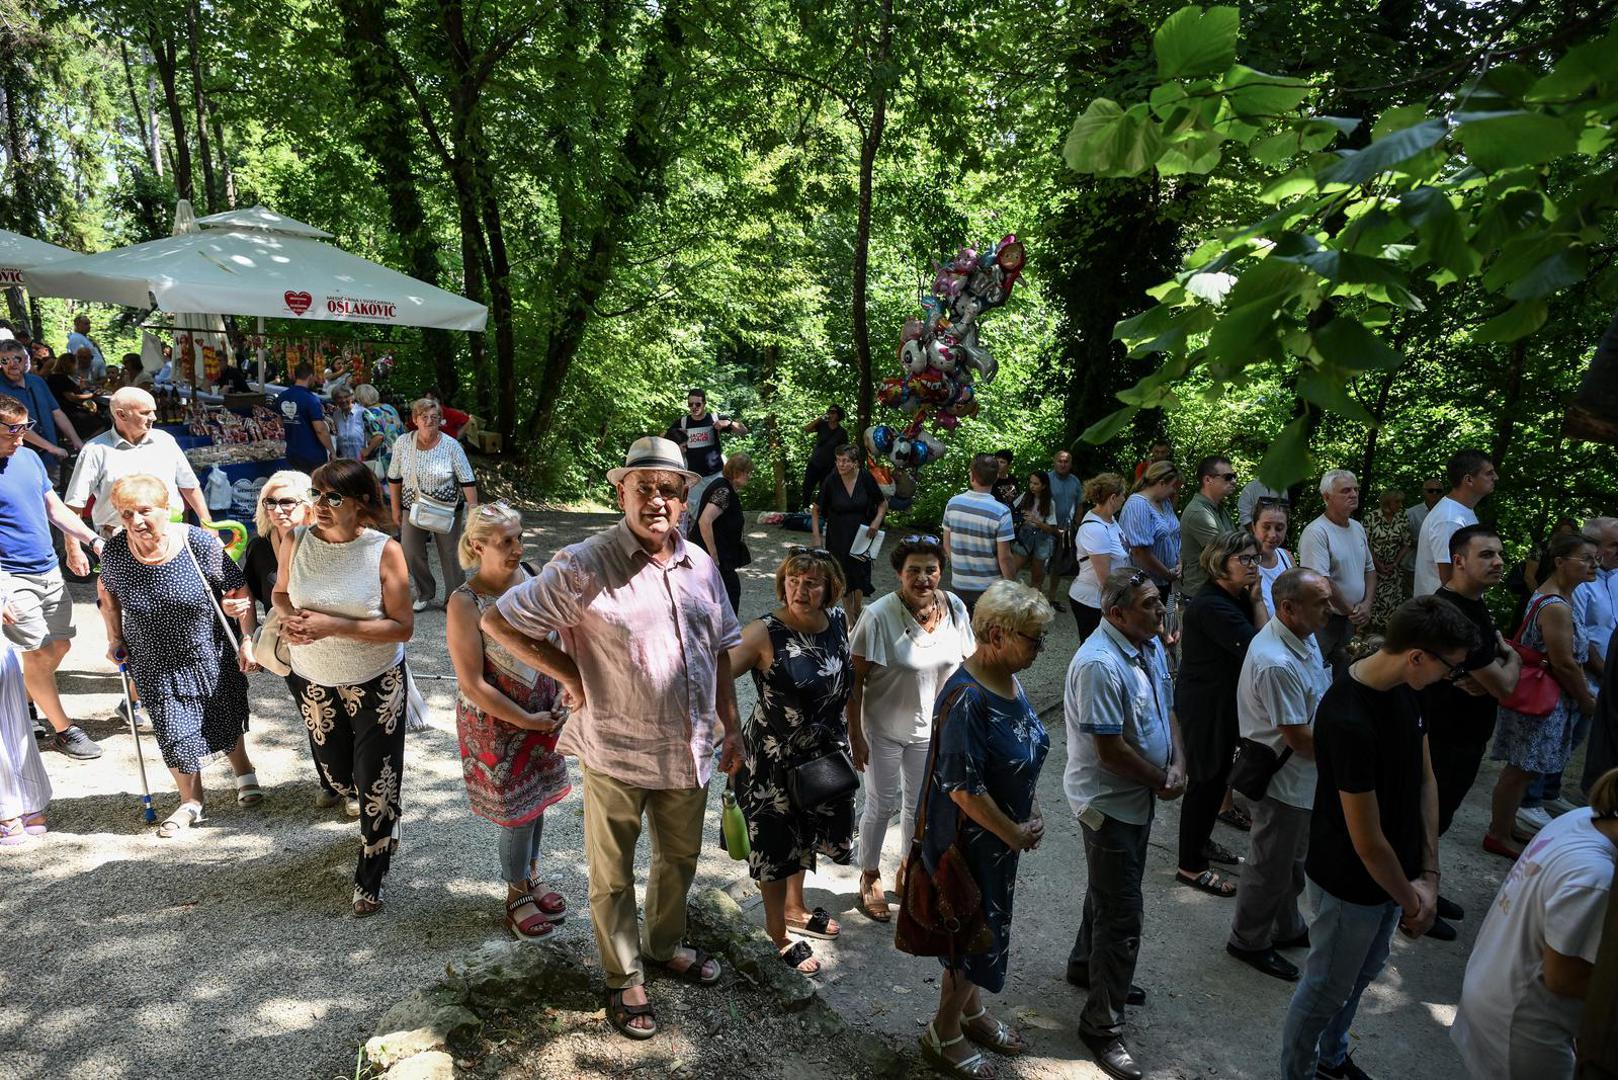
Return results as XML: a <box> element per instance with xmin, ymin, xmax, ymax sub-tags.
<box><xmin>1516</xmin><ymin>806</ymin><xmax>1553</xmax><ymax>835</ymax></box>
<box><xmin>1542</xmin><ymin>797</ymin><xmax>1578</xmax><ymax>817</ymax></box>
<box><xmin>412</xmin><ymin>599</ymin><xmax>430</xmax><ymax>612</ymax></box>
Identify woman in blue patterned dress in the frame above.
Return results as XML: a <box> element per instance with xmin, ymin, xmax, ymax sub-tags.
<box><xmin>917</xmin><ymin>580</ymin><xmax>1053</xmax><ymax>1077</ymax></box>
<box><xmin>728</xmin><ymin>548</ymin><xmax>854</xmax><ymax>975</ymax></box>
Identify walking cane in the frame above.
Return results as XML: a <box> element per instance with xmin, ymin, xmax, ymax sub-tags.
<box><xmin>116</xmin><ymin>651</ymin><xmax>157</xmax><ymax>825</ymax></box>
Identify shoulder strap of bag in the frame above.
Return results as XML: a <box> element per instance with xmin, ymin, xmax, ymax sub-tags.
<box><xmin>909</xmin><ymin>681</ymin><xmax>974</xmax><ymax>845</ymax></box>
<box><xmin>1514</xmin><ymin>592</ymin><xmax>1556</xmax><ymax>642</ymax></box>
<box><xmin>182</xmin><ymin>527</ymin><xmax>240</xmax><ymax>651</ymax></box>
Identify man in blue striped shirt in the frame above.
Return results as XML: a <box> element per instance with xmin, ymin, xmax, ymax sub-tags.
<box><xmin>942</xmin><ymin>453</ymin><xmax>1015</xmax><ymax>614</ymax></box>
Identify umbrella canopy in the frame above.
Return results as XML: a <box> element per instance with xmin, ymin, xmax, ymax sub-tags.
<box><xmin>27</xmin><ymin>224</ymin><xmax>487</xmax><ymax>332</ymax></box>
<box><xmin>0</xmin><ymin>229</ymin><xmax>78</xmax><ymax>288</ymax></box>
<box><xmin>194</xmin><ymin>204</ymin><xmax>333</xmax><ymax>239</ymax></box>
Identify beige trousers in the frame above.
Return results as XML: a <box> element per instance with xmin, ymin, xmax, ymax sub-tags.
<box><xmin>581</xmin><ymin>765</ymin><xmax>708</xmax><ymax>989</ymax></box>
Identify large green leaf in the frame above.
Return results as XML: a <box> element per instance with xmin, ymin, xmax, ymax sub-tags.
<box><xmin>1255</xmin><ymin>415</ymin><xmax>1313</xmax><ymax>489</ymax></box>
<box><xmin>1153</xmin><ymin>5</ymin><xmax>1240</xmax><ymax>80</ymax></box>
<box><xmin>1471</xmin><ymin>300</ymin><xmax>1549</xmax><ymax>342</ymax></box>
<box><xmin>1222</xmin><ymin>66</ymin><xmax>1313</xmax><ymax>121</ymax></box>
<box><xmin>1526</xmin><ymin>32</ymin><xmax>1618</xmax><ymax>102</ymax></box>
<box><xmin>1063</xmin><ymin>99</ymin><xmax>1165</xmax><ymax>177</ymax></box>
<box><xmin>1080</xmin><ymin>405</ymin><xmax>1140</xmax><ymax>445</ymax></box>
<box><xmin>1399</xmin><ymin>187</ymin><xmax>1480</xmax><ymax>278</ymax></box>
<box><xmin>1311</xmin><ymin>316</ymin><xmax>1402</xmax><ymax>371</ymax></box>
<box><xmin>1453</xmin><ymin>111</ymin><xmax>1579</xmax><ymax>173</ymax></box>
<box><xmin>1314</xmin><ymin>119</ymin><xmax>1447</xmax><ymax>187</ymax></box>
<box><xmin>1504</xmin><ymin>247</ymin><xmax>1587</xmax><ymax>301</ymax></box>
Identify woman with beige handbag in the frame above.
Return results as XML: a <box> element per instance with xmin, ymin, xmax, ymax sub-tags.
<box><xmin>387</xmin><ymin>398</ymin><xmax>478</xmax><ymax>612</ymax></box>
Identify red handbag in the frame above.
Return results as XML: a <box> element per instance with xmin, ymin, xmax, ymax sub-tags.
<box><xmin>1501</xmin><ymin>594</ymin><xmax>1563</xmax><ymax>717</ymax></box>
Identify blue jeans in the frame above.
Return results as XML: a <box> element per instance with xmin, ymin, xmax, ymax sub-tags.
<box><xmin>497</xmin><ymin>814</ymin><xmax>546</xmax><ymax>888</ymax></box>
<box><xmin>1279</xmin><ymin>881</ymin><xmax>1401</xmax><ymax>1080</ymax></box>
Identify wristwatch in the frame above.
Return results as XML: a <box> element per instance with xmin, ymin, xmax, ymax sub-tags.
<box><xmin>89</xmin><ymin>537</ymin><xmax>105</xmax><ymax>556</ymax></box>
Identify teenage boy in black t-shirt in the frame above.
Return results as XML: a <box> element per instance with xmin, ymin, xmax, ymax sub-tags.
<box><xmin>1279</xmin><ymin>596</ymin><xmax>1477</xmax><ymax>1080</ymax></box>
<box><xmin>1419</xmin><ymin>524</ymin><xmax>1522</xmax><ymax>939</ymax></box>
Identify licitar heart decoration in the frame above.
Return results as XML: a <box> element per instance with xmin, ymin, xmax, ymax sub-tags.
<box><xmin>865</xmin><ymin>233</ymin><xmax>1025</xmax><ymax>511</ymax></box>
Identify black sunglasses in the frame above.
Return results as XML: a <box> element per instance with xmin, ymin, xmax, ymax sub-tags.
<box><xmin>1423</xmin><ymin>487</ymin><xmax>1443</xmax><ymax>495</ymax></box>
<box><xmin>1255</xmin><ymin>495</ymin><xmax>1291</xmax><ymax>508</ymax></box>
<box><xmin>787</xmin><ymin>546</ymin><xmax>834</xmax><ymax>558</ymax></box>
<box><xmin>262</xmin><ymin>496</ymin><xmax>303</xmax><ymax>510</ymax></box>
<box><xmin>900</xmin><ymin>534</ymin><xmax>941</xmax><ymax>546</ymax></box>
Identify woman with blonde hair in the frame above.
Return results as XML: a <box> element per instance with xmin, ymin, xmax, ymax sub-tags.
<box><xmin>356</xmin><ymin>384</ymin><xmax>404</xmax><ymax>488</ymax></box>
<box><xmin>96</xmin><ymin>474</ymin><xmax>260</xmax><ymax>837</ymax></box>
<box><xmin>1453</xmin><ymin>765</ymin><xmax>1618</xmax><ymax>1078</ymax></box>
<box><xmin>447</xmin><ymin>501</ymin><xmax>572</xmax><ymax>939</ymax></box>
<box><xmin>388</xmin><ymin>397</ymin><xmax>478</xmax><ymax>611</ymax></box>
<box><xmin>1069</xmin><ymin>472</ymin><xmax>1129</xmax><ymax>641</ymax></box>
<box><xmin>1119</xmin><ymin>460</ymin><xmax>1183</xmax><ymax>594</ymax></box>
<box><xmin>918</xmin><ymin>580</ymin><xmax>1053</xmax><ymax>1074</ymax></box>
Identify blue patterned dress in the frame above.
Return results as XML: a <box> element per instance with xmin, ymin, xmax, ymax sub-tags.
<box><xmin>735</xmin><ymin>609</ymin><xmax>855</xmax><ymax>882</ymax></box>
<box><xmin>919</xmin><ymin>666</ymin><xmax>1049</xmax><ymax>993</ymax></box>
<box><xmin>1493</xmin><ymin>594</ymin><xmax>1589</xmax><ymax>774</ymax></box>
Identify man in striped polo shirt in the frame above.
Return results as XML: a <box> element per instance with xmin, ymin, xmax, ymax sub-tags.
<box><xmin>942</xmin><ymin>452</ymin><xmax>1016</xmax><ymax>614</ymax></box>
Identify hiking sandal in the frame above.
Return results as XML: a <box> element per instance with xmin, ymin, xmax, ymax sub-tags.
<box><xmin>506</xmin><ymin>893</ymin><xmax>556</xmax><ymax>941</ymax></box>
<box><xmin>606</xmin><ymin>989</ymin><xmax>658</xmax><ymax>1040</ymax></box>
<box><xmin>920</xmin><ymin>1020</ymin><xmax>995</xmax><ymax>1078</ymax></box>
<box><xmin>656</xmin><ymin>946</ymin><xmax>722</xmax><ymax>985</ymax></box>
<box><xmin>1177</xmin><ymin>869</ymin><xmax>1237</xmax><ymax>897</ymax></box>
<box><xmin>961</xmin><ymin>1007</ymin><xmax>1025</xmax><ymax>1056</ymax></box>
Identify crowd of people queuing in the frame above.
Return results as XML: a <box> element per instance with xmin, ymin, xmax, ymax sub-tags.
<box><xmin>2</xmin><ymin>348</ymin><xmax>1617</xmax><ymax>1079</ymax></box>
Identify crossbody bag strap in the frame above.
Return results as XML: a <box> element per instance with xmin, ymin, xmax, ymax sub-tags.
<box><xmin>1514</xmin><ymin>592</ymin><xmax>1556</xmax><ymax>641</ymax></box>
<box><xmin>181</xmin><ymin>527</ymin><xmax>240</xmax><ymax>652</ymax></box>
<box><xmin>908</xmin><ymin>682</ymin><xmax>972</xmax><ymax>845</ymax></box>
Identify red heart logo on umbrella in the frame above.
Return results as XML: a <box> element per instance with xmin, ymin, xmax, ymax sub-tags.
<box><xmin>284</xmin><ymin>291</ymin><xmax>312</xmax><ymax>316</ymax></box>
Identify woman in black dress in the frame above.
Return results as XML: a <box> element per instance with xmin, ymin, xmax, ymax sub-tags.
<box><xmin>810</xmin><ymin>444</ymin><xmax>887</xmax><ymax>626</ymax></box>
<box><xmin>1175</xmin><ymin>529</ymin><xmax>1269</xmax><ymax>896</ymax></box>
<box><xmin>690</xmin><ymin>452</ymin><xmax>754</xmax><ymax>615</ymax></box>
<box><xmin>728</xmin><ymin>548</ymin><xmax>854</xmax><ymax>975</ymax></box>
<box><xmin>801</xmin><ymin>405</ymin><xmax>848</xmax><ymax>508</ymax></box>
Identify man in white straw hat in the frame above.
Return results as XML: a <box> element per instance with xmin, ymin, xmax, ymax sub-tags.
<box><xmin>482</xmin><ymin>435</ymin><xmax>742</xmax><ymax>1040</ymax></box>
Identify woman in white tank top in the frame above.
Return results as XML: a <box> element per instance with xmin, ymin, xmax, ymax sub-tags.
<box><xmin>1249</xmin><ymin>498</ymin><xmax>1294</xmax><ymax>616</ymax></box>
<box><xmin>275</xmin><ymin>459</ymin><xmax>414</xmax><ymax>917</ymax></box>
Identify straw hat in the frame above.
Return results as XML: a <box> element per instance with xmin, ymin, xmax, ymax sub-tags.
<box><xmin>607</xmin><ymin>436</ymin><xmax>700</xmax><ymax>485</ymax></box>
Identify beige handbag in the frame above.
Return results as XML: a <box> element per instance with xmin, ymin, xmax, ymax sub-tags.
<box><xmin>253</xmin><ymin>608</ymin><xmax>293</xmax><ymax>677</ymax></box>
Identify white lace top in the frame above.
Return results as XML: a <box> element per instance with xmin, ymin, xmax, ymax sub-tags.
<box><xmin>285</xmin><ymin>526</ymin><xmax>403</xmax><ymax>685</ymax></box>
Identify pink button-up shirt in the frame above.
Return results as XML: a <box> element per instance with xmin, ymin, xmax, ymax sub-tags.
<box><xmin>495</xmin><ymin>519</ymin><xmax>741</xmax><ymax>789</ymax></box>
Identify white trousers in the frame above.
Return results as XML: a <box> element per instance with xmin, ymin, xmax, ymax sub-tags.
<box><xmin>857</xmin><ymin>729</ymin><xmax>930</xmax><ymax>874</ymax></box>
<box><xmin>0</xmin><ymin>644</ymin><xmax>50</xmax><ymax>819</ymax></box>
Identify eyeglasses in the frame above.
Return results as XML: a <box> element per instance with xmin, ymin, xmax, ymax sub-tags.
<box><xmin>631</xmin><ymin>480</ymin><xmax>687</xmax><ymax>502</ymax></box>
<box><xmin>308</xmin><ymin>488</ymin><xmax>346</xmax><ymax>508</ymax></box>
<box><xmin>0</xmin><ymin>419</ymin><xmax>36</xmax><ymax>436</ymax></box>
<box><xmin>1233</xmin><ymin>553</ymin><xmax>1260</xmax><ymax>567</ymax></box>
<box><xmin>788</xmin><ymin>546</ymin><xmax>834</xmax><ymax>558</ymax></box>
<box><xmin>262</xmin><ymin>496</ymin><xmax>304</xmax><ymax>510</ymax></box>
<box><xmin>1423</xmin><ymin>650</ymin><xmax>1468</xmax><ymax>681</ymax></box>
<box><xmin>1015</xmin><ymin>629</ymin><xmax>1047</xmax><ymax>653</ymax></box>
<box><xmin>1214</xmin><ymin>471</ymin><xmax>1238</xmax><ymax>482</ymax></box>
<box><xmin>1423</xmin><ymin>487</ymin><xmax>1442</xmax><ymax>495</ymax></box>
<box><xmin>900</xmin><ymin>534</ymin><xmax>941</xmax><ymax>546</ymax></box>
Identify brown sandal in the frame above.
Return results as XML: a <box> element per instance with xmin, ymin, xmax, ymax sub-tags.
<box><xmin>606</xmin><ymin>989</ymin><xmax>658</xmax><ymax>1040</ymax></box>
<box><xmin>859</xmin><ymin>872</ymin><xmax>891</xmax><ymax>922</ymax></box>
<box><xmin>1176</xmin><ymin>869</ymin><xmax>1237</xmax><ymax>898</ymax></box>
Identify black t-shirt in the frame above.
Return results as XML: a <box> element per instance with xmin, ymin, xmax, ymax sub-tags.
<box><xmin>46</xmin><ymin>372</ymin><xmax>87</xmax><ymax>406</ymax></box>
<box><xmin>806</xmin><ymin>418</ymin><xmax>848</xmax><ymax>472</ymax></box>
<box><xmin>666</xmin><ymin>411</ymin><xmax>724</xmax><ymax>476</ymax></box>
<box><xmin>992</xmin><ymin>475</ymin><xmax>1020</xmax><ymax>508</ymax></box>
<box><xmin>242</xmin><ymin>535</ymin><xmax>280</xmax><ymax>613</ymax></box>
<box><xmin>1307</xmin><ymin>672</ymin><xmax>1428</xmax><ymax>906</ymax></box>
<box><xmin>213</xmin><ymin>365</ymin><xmax>253</xmax><ymax>394</ymax></box>
<box><xmin>1420</xmin><ymin>588</ymin><xmax>1497</xmax><ymax>747</ymax></box>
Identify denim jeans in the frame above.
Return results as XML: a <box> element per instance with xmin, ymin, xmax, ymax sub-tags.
<box><xmin>1071</xmin><ymin>808</ymin><xmax>1154</xmax><ymax>1040</ymax></box>
<box><xmin>1279</xmin><ymin>880</ymin><xmax>1401</xmax><ymax>1080</ymax></box>
<box><xmin>497</xmin><ymin>814</ymin><xmax>546</xmax><ymax>887</ymax></box>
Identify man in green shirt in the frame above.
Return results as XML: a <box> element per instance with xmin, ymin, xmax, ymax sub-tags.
<box><xmin>1179</xmin><ymin>455</ymin><xmax>1238</xmax><ymax>596</ymax></box>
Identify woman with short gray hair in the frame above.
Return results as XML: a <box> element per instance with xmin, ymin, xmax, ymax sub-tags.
<box><xmin>388</xmin><ymin>397</ymin><xmax>478</xmax><ymax>611</ymax></box>
<box><xmin>1174</xmin><ymin>529</ymin><xmax>1268</xmax><ymax>896</ymax></box>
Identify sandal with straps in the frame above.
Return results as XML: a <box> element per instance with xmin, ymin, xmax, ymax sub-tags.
<box><xmin>0</xmin><ymin>818</ymin><xmax>25</xmax><ymax>847</ymax></box>
<box><xmin>859</xmin><ymin>872</ymin><xmax>892</xmax><ymax>922</ymax></box>
<box><xmin>22</xmin><ymin>811</ymin><xmax>46</xmax><ymax>836</ymax></box>
<box><xmin>1177</xmin><ymin>868</ymin><xmax>1237</xmax><ymax>897</ymax></box>
<box><xmin>920</xmin><ymin>1020</ymin><xmax>995</xmax><ymax>1078</ymax></box>
<box><xmin>157</xmin><ymin>802</ymin><xmax>205</xmax><ymax>839</ymax></box>
<box><xmin>960</xmin><ymin>1007</ymin><xmax>1025</xmax><ymax>1057</ymax></box>
<box><xmin>527</xmin><ymin>877</ymin><xmax>567</xmax><ymax>921</ymax></box>
<box><xmin>655</xmin><ymin>946</ymin><xmax>722</xmax><ymax>985</ymax></box>
<box><xmin>235</xmin><ymin>771</ymin><xmax>264</xmax><ymax>806</ymax></box>
<box><xmin>506</xmin><ymin>893</ymin><xmax>556</xmax><ymax>941</ymax></box>
<box><xmin>606</xmin><ymin>989</ymin><xmax>658</xmax><ymax>1040</ymax></box>
<box><xmin>778</xmin><ymin>939</ymin><xmax>820</xmax><ymax>976</ymax></box>
<box><xmin>786</xmin><ymin>906</ymin><xmax>839</xmax><ymax>940</ymax></box>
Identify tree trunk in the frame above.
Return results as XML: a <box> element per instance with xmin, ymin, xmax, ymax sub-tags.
<box><xmin>1357</xmin><ymin>365</ymin><xmax>1401</xmax><ymax>499</ymax></box>
<box><xmin>851</xmin><ymin>0</ymin><xmax>894</xmax><ymax>439</ymax></box>
<box><xmin>521</xmin><ymin>1</ymin><xmax>687</xmax><ymax>447</ymax></box>
<box><xmin>1565</xmin><ymin>309</ymin><xmax>1618</xmax><ymax>445</ymax></box>
<box><xmin>210</xmin><ymin>107</ymin><xmax>235</xmax><ymax>209</ymax></box>
<box><xmin>148</xmin><ymin>32</ymin><xmax>193</xmax><ymax>202</ymax></box>
<box><xmin>187</xmin><ymin>2</ymin><xmax>217</xmax><ymax>210</ymax></box>
<box><xmin>147</xmin><ymin>73</ymin><xmax>163</xmax><ymax>179</ymax></box>
<box><xmin>1490</xmin><ymin>339</ymin><xmax>1530</xmax><ymax>468</ymax></box>
<box><xmin>336</xmin><ymin>0</ymin><xmax>456</xmax><ymax>394</ymax></box>
<box><xmin>119</xmin><ymin>40</ymin><xmax>160</xmax><ymax>175</ymax></box>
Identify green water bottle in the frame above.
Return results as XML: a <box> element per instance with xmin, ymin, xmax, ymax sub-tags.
<box><xmin>721</xmin><ymin>787</ymin><xmax>750</xmax><ymax>862</ymax></box>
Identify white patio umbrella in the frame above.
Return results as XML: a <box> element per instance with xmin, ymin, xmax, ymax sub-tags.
<box><xmin>0</xmin><ymin>229</ymin><xmax>78</xmax><ymax>288</ymax></box>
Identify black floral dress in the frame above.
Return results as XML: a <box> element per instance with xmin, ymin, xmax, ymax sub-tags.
<box><xmin>735</xmin><ymin>610</ymin><xmax>855</xmax><ymax>883</ymax></box>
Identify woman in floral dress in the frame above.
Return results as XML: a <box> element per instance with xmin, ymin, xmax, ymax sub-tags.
<box><xmin>447</xmin><ymin>503</ymin><xmax>572</xmax><ymax>940</ymax></box>
<box><xmin>1366</xmin><ymin>489</ymin><xmax>1413</xmax><ymax>631</ymax></box>
<box><xmin>728</xmin><ymin>548</ymin><xmax>854</xmax><ymax>975</ymax></box>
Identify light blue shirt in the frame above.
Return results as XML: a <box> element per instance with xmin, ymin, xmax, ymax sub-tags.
<box><xmin>1048</xmin><ymin>470</ymin><xmax>1082</xmax><ymax>527</ymax></box>
<box><xmin>1062</xmin><ymin>617</ymin><xmax>1173</xmax><ymax>825</ymax></box>
<box><xmin>1574</xmin><ymin>567</ymin><xmax>1617</xmax><ymax>675</ymax></box>
<box><xmin>943</xmin><ymin>489</ymin><xmax>1013</xmax><ymax>594</ymax></box>
<box><xmin>1118</xmin><ymin>491</ymin><xmax>1180</xmax><ymax>584</ymax></box>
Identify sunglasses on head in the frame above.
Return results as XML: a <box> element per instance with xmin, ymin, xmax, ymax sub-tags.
<box><xmin>308</xmin><ymin>488</ymin><xmax>347</xmax><ymax>508</ymax></box>
<box><xmin>900</xmin><ymin>534</ymin><xmax>941</xmax><ymax>546</ymax></box>
<box><xmin>787</xmin><ymin>546</ymin><xmax>834</xmax><ymax>559</ymax></box>
<box><xmin>476</xmin><ymin>499</ymin><xmax>514</xmax><ymax>518</ymax></box>
<box><xmin>1255</xmin><ymin>495</ymin><xmax>1290</xmax><ymax>508</ymax></box>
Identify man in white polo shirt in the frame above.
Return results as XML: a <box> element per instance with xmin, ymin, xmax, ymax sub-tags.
<box><xmin>64</xmin><ymin>386</ymin><xmax>213</xmax><ymax>536</ymax></box>
<box><xmin>1414</xmin><ymin>448</ymin><xmax>1496</xmax><ymax>596</ymax></box>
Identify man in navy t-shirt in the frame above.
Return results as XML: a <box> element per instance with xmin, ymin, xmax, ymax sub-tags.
<box><xmin>0</xmin><ymin>395</ymin><xmax>105</xmax><ymax>759</ymax></box>
<box><xmin>276</xmin><ymin>362</ymin><xmax>332</xmax><ymax>472</ymax></box>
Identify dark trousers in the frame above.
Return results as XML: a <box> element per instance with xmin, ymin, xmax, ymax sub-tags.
<box><xmin>1073</xmin><ymin>603</ymin><xmax>1102</xmax><ymax>642</ymax></box>
<box><xmin>1177</xmin><ymin>760</ymin><xmax>1234</xmax><ymax>872</ymax></box>
<box><xmin>1071</xmin><ymin>809</ymin><xmax>1153</xmax><ymax>1040</ymax></box>
<box><xmin>1229</xmin><ymin>797</ymin><xmax>1310</xmax><ymax>951</ymax></box>
<box><xmin>720</xmin><ymin>567</ymin><xmax>741</xmax><ymax>618</ymax></box>
<box><xmin>287</xmin><ymin>674</ymin><xmax>338</xmax><ymax>797</ymax></box>
<box><xmin>958</xmin><ymin>589</ymin><xmax>983</xmax><ymax>616</ymax></box>
<box><xmin>289</xmin><ymin>662</ymin><xmax>409</xmax><ymax>904</ymax></box>
<box><xmin>801</xmin><ymin>464</ymin><xmax>830</xmax><ymax>510</ymax></box>
<box><xmin>1430</xmin><ymin>733</ymin><xmax>1489</xmax><ymax>836</ymax></box>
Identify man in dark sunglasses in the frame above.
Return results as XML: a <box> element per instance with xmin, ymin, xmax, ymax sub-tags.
<box><xmin>1401</xmin><ymin>478</ymin><xmax>1445</xmax><ymax>592</ymax></box>
<box><xmin>1179</xmin><ymin>454</ymin><xmax>1237</xmax><ymax>597</ymax></box>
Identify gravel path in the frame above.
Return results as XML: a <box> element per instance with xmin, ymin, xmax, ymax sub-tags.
<box><xmin>0</xmin><ymin>510</ymin><xmax>1500</xmax><ymax>1079</ymax></box>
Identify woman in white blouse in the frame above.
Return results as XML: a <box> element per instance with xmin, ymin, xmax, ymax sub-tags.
<box><xmin>387</xmin><ymin>398</ymin><xmax>478</xmax><ymax>612</ymax></box>
<box><xmin>847</xmin><ymin>535</ymin><xmax>975</xmax><ymax>921</ymax></box>
<box><xmin>1068</xmin><ymin>472</ymin><xmax>1129</xmax><ymax>641</ymax></box>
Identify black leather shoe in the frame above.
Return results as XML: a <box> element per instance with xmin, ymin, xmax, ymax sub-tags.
<box><xmin>1225</xmin><ymin>942</ymin><xmax>1299</xmax><ymax>981</ymax></box>
<box><xmin>1425</xmin><ymin>916</ymin><xmax>1458</xmax><ymax>941</ymax></box>
<box><xmin>1081</xmin><ymin>1033</ymin><xmax>1144</xmax><ymax>1080</ymax></box>
<box><xmin>1065</xmin><ymin>965</ymin><xmax>1146</xmax><ymax>1004</ymax></box>
<box><xmin>1436</xmin><ymin>894</ymin><xmax>1464</xmax><ymax>920</ymax></box>
<box><xmin>1274</xmin><ymin>929</ymin><xmax>1310</xmax><ymax>950</ymax></box>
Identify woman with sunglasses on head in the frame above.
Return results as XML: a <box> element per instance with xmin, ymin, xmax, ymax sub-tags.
<box><xmin>1485</xmin><ymin>532</ymin><xmax>1600</xmax><ymax>860</ymax></box>
<box><xmin>1069</xmin><ymin>473</ymin><xmax>1129</xmax><ymax>642</ymax></box>
<box><xmin>447</xmin><ymin>502</ymin><xmax>572</xmax><ymax>941</ymax></box>
<box><xmin>810</xmin><ymin>443</ymin><xmax>887</xmax><ymax>627</ymax></box>
<box><xmin>848</xmin><ymin>535</ymin><xmax>976</xmax><ymax>922</ymax></box>
<box><xmin>276</xmin><ymin>460</ymin><xmax>414</xmax><ymax>916</ymax></box>
<box><xmin>917</xmin><ymin>579</ymin><xmax>1053</xmax><ymax>1077</ymax></box>
<box><xmin>726</xmin><ymin>547</ymin><xmax>854</xmax><ymax>975</ymax></box>
<box><xmin>388</xmin><ymin>397</ymin><xmax>478</xmax><ymax>612</ymax></box>
<box><xmin>96</xmin><ymin>474</ymin><xmax>261</xmax><ymax>837</ymax></box>
<box><xmin>1174</xmin><ymin>530</ymin><xmax>1270</xmax><ymax>897</ymax></box>
<box><xmin>1249</xmin><ymin>497</ymin><xmax>1294</xmax><ymax>616</ymax></box>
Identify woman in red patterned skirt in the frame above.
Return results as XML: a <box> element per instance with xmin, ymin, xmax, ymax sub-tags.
<box><xmin>447</xmin><ymin>502</ymin><xmax>572</xmax><ymax>940</ymax></box>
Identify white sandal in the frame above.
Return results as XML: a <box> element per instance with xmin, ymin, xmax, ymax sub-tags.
<box><xmin>235</xmin><ymin>771</ymin><xmax>264</xmax><ymax>806</ymax></box>
<box><xmin>157</xmin><ymin>802</ymin><xmax>206</xmax><ymax>838</ymax></box>
<box><xmin>919</xmin><ymin>1020</ymin><xmax>994</xmax><ymax>1078</ymax></box>
<box><xmin>960</xmin><ymin>1007</ymin><xmax>1024</xmax><ymax>1056</ymax></box>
